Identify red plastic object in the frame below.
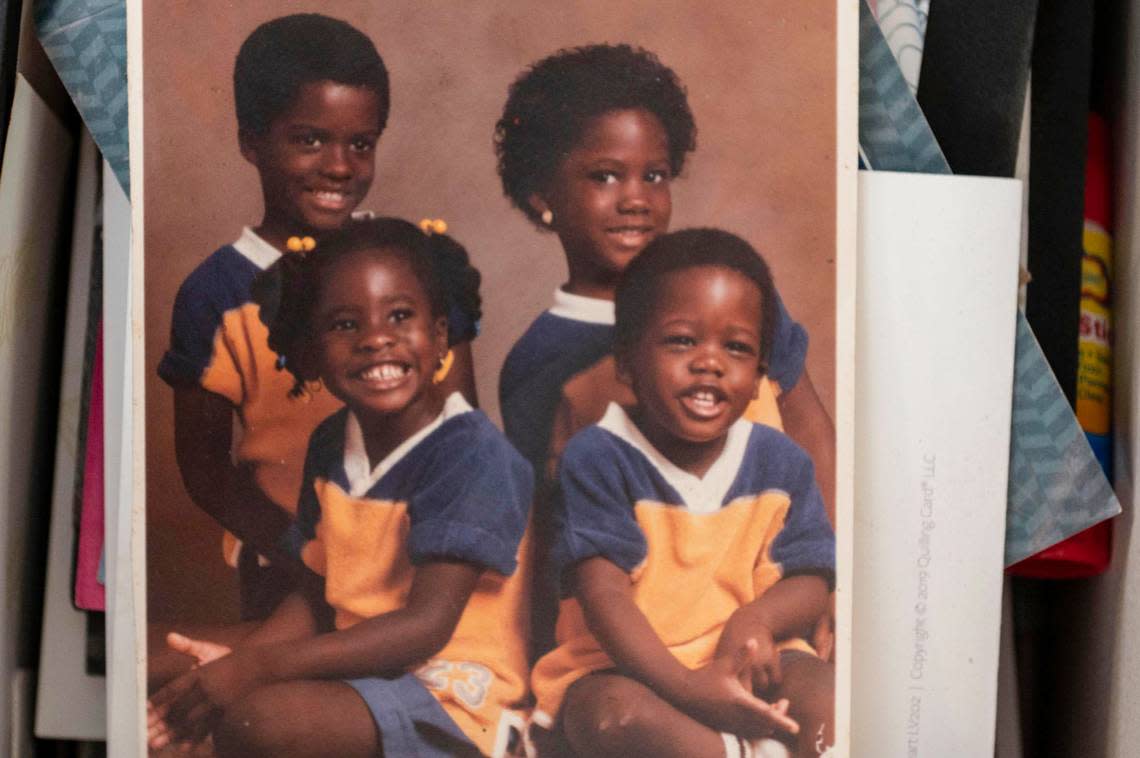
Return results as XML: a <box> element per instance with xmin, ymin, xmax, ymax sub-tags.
<box><xmin>1006</xmin><ymin>522</ymin><xmax>1112</xmax><ymax>579</ymax></box>
<box><xmin>1006</xmin><ymin>113</ymin><xmax>1115</xmax><ymax>580</ymax></box>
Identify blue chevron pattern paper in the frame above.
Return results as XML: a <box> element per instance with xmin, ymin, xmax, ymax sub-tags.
<box><xmin>1004</xmin><ymin>314</ymin><xmax>1120</xmax><ymax>564</ymax></box>
<box><xmin>858</xmin><ymin>0</ymin><xmax>1120</xmax><ymax>565</ymax></box>
<box><xmin>858</xmin><ymin>0</ymin><xmax>948</xmax><ymax>173</ymax></box>
<box><xmin>34</xmin><ymin>0</ymin><xmax>128</xmax><ymax>194</ymax></box>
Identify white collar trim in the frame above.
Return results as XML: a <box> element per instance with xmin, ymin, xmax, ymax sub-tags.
<box><xmin>231</xmin><ymin>227</ymin><xmax>282</xmax><ymax>271</ymax></box>
<box><xmin>548</xmin><ymin>288</ymin><xmax>615</xmax><ymax>325</ymax></box>
<box><xmin>597</xmin><ymin>402</ymin><xmax>753</xmax><ymax>514</ymax></box>
<box><xmin>343</xmin><ymin>392</ymin><xmax>472</xmax><ymax>498</ymax></box>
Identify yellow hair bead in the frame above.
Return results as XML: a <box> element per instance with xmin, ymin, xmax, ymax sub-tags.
<box><xmin>285</xmin><ymin>236</ymin><xmax>317</xmax><ymax>254</ymax></box>
<box><xmin>418</xmin><ymin>218</ymin><xmax>448</xmax><ymax>236</ymax></box>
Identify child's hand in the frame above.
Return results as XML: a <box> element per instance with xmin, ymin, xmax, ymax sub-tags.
<box><xmin>147</xmin><ymin>648</ymin><xmax>271</xmax><ymax>750</ymax></box>
<box><xmin>167</xmin><ymin>631</ymin><xmax>233</xmax><ymax>667</ymax></box>
<box><xmin>678</xmin><ymin>640</ymin><xmax>799</xmax><ymax>739</ymax></box>
<box><xmin>716</xmin><ymin>610</ymin><xmax>782</xmax><ymax>693</ymax></box>
<box><xmin>146</xmin><ymin>631</ymin><xmax>235</xmax><ymax>748</ymax></box>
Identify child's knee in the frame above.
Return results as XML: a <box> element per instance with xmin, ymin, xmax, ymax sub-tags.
<box><xmin>779</xmin><ymin>654</ymin><xmax>833</xmax><ymax>706</ymax></box>
<box><xmin>562</xmin><ymin>675</ymin><xmax>669</xmax><ymax>755</ymax></box>
<box><xmin>776</xmin><ymin>655</ymin><xmax>834</xmax><ymax>755</ymax></box>
<box><xmin>212</xmin><ymin>686</ymin><xmax>289</xmax><ymax>758</ymax></box>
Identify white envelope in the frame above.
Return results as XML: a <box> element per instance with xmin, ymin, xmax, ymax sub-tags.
<box><xmin>852</xmin><ymin>171</ymin><xmax>1022</xmax><ymax>756</ymax></box>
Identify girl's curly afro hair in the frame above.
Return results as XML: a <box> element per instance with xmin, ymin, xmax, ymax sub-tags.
<box><xmin>494</xmin><ymin>43</ymin><xmax>696</xmax><ymax>227</ymax></box>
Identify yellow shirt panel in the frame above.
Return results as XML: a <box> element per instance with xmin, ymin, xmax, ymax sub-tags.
<box><xmin>305</xmin><ymin>478</ymin><xmax>532</xmax><ymax>752</ymax></box>
<box><xmin>532</xmin><ymin>492</ymin><xmax>791</xmax><ymax>719</ymax></box>
<box><xmin>200</xmin><ymin>302</ymin><xmax>341</xmax><ymax>513</ymax></box>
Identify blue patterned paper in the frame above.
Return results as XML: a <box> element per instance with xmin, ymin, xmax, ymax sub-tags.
<box><xmin>34</xmin><ymin>0</ymin><xmax>128</xmax><ymax>194</ymax></box>
<box><xmin>874</xmin><ymin>0</ymin><xmax>928</xmax><ymax>93</ymax></box>
<box><xmin>1003</xmin><ymin>315</ymin><xmax>1120</xmax><ymax>564</ymax></box>
<box><xmin>858</xmin><ymin>0</ymin><xmax>1120</xmax><ymax>565</ymax></box>
<box><xmin>858</xmin><ymin>0</ymin><xmax>948</xmax><ymax>173</ymax></box>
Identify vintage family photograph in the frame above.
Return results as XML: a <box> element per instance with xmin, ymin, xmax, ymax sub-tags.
<box><xmin>133</xmin><ymin>1</ymin><xmax>854</xmax><ymax>755</ymax></box>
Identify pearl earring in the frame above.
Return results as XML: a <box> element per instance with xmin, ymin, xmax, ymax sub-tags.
<box><xmin>541</xmin><ymin>209</ymin><xmax>553</xmax><ymax>226</ymax></box>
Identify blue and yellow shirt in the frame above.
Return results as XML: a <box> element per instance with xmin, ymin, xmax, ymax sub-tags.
<box><xmin>289</xmin><ymin>392</ymin><xmax>534</xmax><ymax>754</ymax></box>
<box><xmin>530</xmin><ymin>403</ymin><xmax>834</xmax><ymax>724</ymax></box>
<box><xmin>158</xmin><ymin>228</ymin><xmax>338</xmax><ymax>516</ymax></box>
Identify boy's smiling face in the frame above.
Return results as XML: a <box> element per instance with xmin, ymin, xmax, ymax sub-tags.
<box><xmin>619</xmin><ymin>265</ymin><xmax>765</xmax><ymax>475</ymax></box>
<box><xmin>531</xmin><ymin>108</ymin><xmax>672</xmax><ymax>298</ymax></box>
<box><xmin>241</xmin><ymin>80</ymin><xmax>382</xmax><ymax>246</ymax></box>
<box><xmin>313</xmin><ymin>247</ymin><xmax>447</xmax><ymax>455</ymax></box>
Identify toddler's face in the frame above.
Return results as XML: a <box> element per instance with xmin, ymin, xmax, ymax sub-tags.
<box><xmin>623</xmin><ymin>266</ymin><xmax>764</xmax><ymax>466</ymax></box>
<box><xmin>243</xmin><ymin>80</ymin><xmax>382</xmax><ymax>235</ymax></box>
<box><xmin>535</xmin><ymin>108</ymin><xmax>672</xmax><ymax>282</ymax></box>
<box><xmin>313</xmin><ymin>248</ymin><xmax>446</xmax><ymax>427</ymax></box>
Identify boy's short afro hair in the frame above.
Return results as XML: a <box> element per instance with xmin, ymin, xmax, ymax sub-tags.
<box><xmin>494</xmin><ymin>43</ymin><xmax>697</xmax><ymax>227</ymax></box>
<box><xmin>234</xmin><ymin>13</ymin><xmax>390</xmax><ymax>135</ymax></box>
<box><xmin>614</xmin><ymin>228</ymin><xmax>779</xmax><ymax>370</ymax></box>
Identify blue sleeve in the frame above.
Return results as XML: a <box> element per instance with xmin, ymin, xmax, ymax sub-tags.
<box><xmin>769</xmin><ymin>450</ymin><xmax>836</xmax><ymax>589</ymax></box>
<box><xmin>406</xmin><ymin>424</ymin><xmax>533</xmax><ymax>575</ymax></box>
<box><xmin>157</xmin><ymin>272</ymin><xmax>222</xmax><ymax>386</ymax></box>
<box><xmin>766</xmin><ymin>290</ymin><xmax>808</xmax><ymax>393</ymax></box>
<box><xmin>551</xmin><ymin>431</ymin><xmax>647</xmax><ymax>593</ymax></box>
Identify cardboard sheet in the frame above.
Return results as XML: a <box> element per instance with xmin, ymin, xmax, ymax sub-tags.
<box><xmin>34</xmin><ymin>132</ymin><xmax>105</xmax><ymax>741</ymax></box>
<box><xmin>852</xmin><ymin>170</ymin><xmax>1022</xmax><ymax>755</ymax></box>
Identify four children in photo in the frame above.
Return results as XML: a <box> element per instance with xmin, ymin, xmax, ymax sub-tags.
<box><xmin>149</xmin><ymin>12</ymin><xmax>837</xmax><ymax>758</ymax></box>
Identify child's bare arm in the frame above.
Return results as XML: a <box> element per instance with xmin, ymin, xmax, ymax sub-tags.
<box><xmin>715</xmin><ymin>574</ymin><xmax>830</xmax><ymax>676</ymax></box>
<box><xmin>296</xmin><ymin>559</ymin><xmax>474</xmax><ymax>670</ymax></box>
<box><xmin>147</xmin><ymin>577</ymin><xmax>328</xmax><ymax>748</ymax></box>
<box><xmin>148</xmin><ymin>561</ymin><xmax>478</xmax><ymax>747</ymax></box>
<box><xmin>574</xmin><ymin>556</ymin><xmax>691</xmax><ymax>692</ymax></box>
<box><xmin>735</xmin><ymin>574</ymin><xmax>828</xmax><ymax>640</ymax></box>
<box><xmin>148</xmin><ymin>559</ymin><xmax>480</xmax><ymax>746</ymax></box>
<box><xmin>717</xmin><ymin>576</ymin><xmax>836</xmax><ymax>754</ymax></box>
<box><xmin>574</xmin><ymin>556</ymin><xmax>799</xmax><ymax>737</ymax></box>
<box><xmin>147</xmin><ymin>574</ymin><xmax>328</xmax><ymax>743</ymax></box>
<box><xmin>173</xmin><ymin>385</ymin><xmax>295</xmax><ymax>564</ymax></box>
<box><xmin>233</xmin><ymin>580</ymin><xmax>324</xmax><ymax>649</ymax></box>
<box><xmin>152</xmin><ymin>573</ymin><xmax>322</xmax><ymax>684</ymax></box>
<box><xmin>777</xmin><ymin>374</ymin><xmax>838</xmax><ymax>659</ymax></box>
<box><xmin>777</xmin><ymin>370</ymin><xmax>836</xmax><ymax>526</ymax></box>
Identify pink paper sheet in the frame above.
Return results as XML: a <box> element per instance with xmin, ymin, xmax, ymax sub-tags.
<box><xmin>74</xmin><ymin>322</ymin><xmax>104</xmax><ymax>611</ymax></box>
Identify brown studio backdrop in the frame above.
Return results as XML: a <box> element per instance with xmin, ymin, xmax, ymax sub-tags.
<box><xmin>144</xmin><ymin>0</ymin><xmax>837</xmax><ymax>624</ymax></box>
